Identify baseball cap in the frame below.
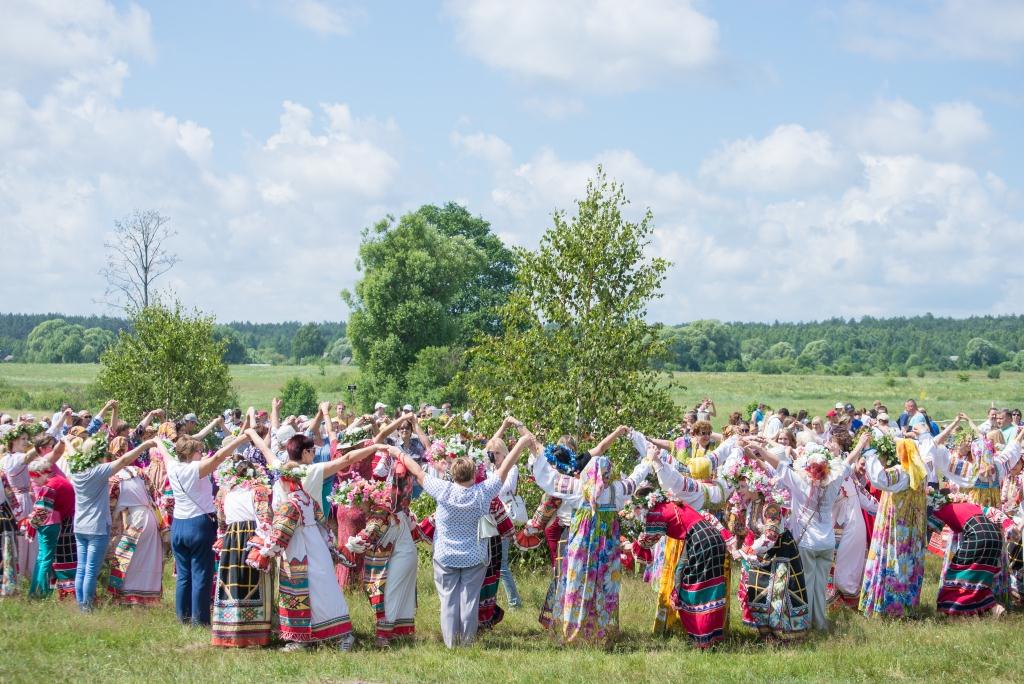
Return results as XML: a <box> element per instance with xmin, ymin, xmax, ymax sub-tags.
<box><xmin>183</xmin><ymin>413</ymin><xmax>198</xmax><ymax>423</ymax></box>
<box><xmin>826</xmin><ymin>410</ymin><xmax>837</xmax><ymax>419</ymax></box>
<box><xmin>844</xmin><ymin>403</ymin><xmax>855</xmax><ymax>412</ymax></box>
<box><xmin>834</xmin><ymin>402</ymin><xmax>844</xmax><ymax>410</ymax></box>
<box><xmin>402</xmin><ymin>404</ymin><xmax>413</xmax><ymax>412</ymax></box>
<box><xmin>877</xmin><ymin>412</ymin><xmax>890</xmax><ymax>421</ymax></box>
<box><xmin>374</xmin><ymin>402</ymin><xmax>387</xmax><ymax>410</ymax></box>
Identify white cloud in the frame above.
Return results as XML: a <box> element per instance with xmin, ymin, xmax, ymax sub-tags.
<box><xmin>699</xmin><ymin>125</ymin><xmax>846</xmax><ymax>193</ymax></box>
<box><xmin>274</xmin><ymin>0</ymin><xmax>359</xmax><ymax>36</ymax></box>
<box><xmin>842</xmin><ymin>0</ymin><xmax>1024</xmax><ymax>61</ymax></box>
<box><xmin>460</xmin><ymin>124</ymin><xmax>1023</xmax><ymax>323</ymax></box>
<box><xmin>848</xmin><ymin>98</ymin><xmax>991</xmax><ymax>157</ymax></box>
<box><xmin>450</xmin><ymin>131</ymin><xmax>513</xmax><ymax>166</ymax></box>
<box><xmin>0</xmin><ymin>0</ymin><xmax>153</xmax><ymax>88</ymax></box>
<box><xmin>0</xmin><ymin>3</ymin><xmax>405</xmax><ymax>322</ymax></box>
<box><xmin>446</xmin><ymin>0</ymin><xmax>719</xmax><ymax>92</ymax></box>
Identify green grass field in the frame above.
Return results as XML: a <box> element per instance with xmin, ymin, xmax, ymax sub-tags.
<box><xmin>1</xmin><ymin>555</ymin><xmax>1022</xmax><ymax>683</ymax></box>
<box><xmin>1</xmin><ymin>363</ymin><xmax>1022</xmax><ymax>424</ymax></box>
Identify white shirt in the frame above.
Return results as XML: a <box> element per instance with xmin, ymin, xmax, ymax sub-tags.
<box><xmin>775</xmin><ymin>460</ymin><xmax>851</xmax><ymax>551</ymax></box>
<box><xmin>166</xmin><ymin>459</ymin><xmax>215</xmax><ymax>519</ymax></box>
<box><xmin>763</xmin><ymin>415</ymin><xmax>783</xmax><ymax>439</ymax></box>
<box><xmin>499</xmin><ymin>464</ymin><xmax>519</xmax><ymax>499</ymax></box>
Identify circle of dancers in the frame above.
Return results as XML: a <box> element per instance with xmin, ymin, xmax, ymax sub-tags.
<box><xmin>1</xmin><ymin>398</ymin><xmax>1023</xmax><ymax>651</ymax></box>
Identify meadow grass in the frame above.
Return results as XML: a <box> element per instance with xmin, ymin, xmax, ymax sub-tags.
<box><xmin>1</xmin><ymin>364</ymin><xmax>1022</xmax><ymax>423</ymax></box>
<box><xmin>1</xmin><ymin>555</ymin><xmax>1022</xmax><ymax>683</ymax></box>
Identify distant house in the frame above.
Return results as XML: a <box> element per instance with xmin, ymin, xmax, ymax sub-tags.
<box><xmin>2</xmin><ymin>355</ymin><xmax>13</xmax><ymax>362</ymax></box>
<box><xmin>949</xmin><ymin>355</ymin><xmax>959</xmax><ymax>362</ymax></box>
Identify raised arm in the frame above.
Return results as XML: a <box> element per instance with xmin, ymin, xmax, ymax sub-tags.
<box><xmin>845</xmin><ymin>432</ymin><xmax>872</xmax><ymax>465</ymax></box>
<box><xmin>590</xmin><ymin>425</ymin><xmax>629</xmax><ymax>457</ymax></box>
<box><xmin>193</xmin><ymin>417</ymin><xmax>223</xmax><ymax>441</ymax></box>
<box><xmin>411</xmin><ymin>414</ymin><xmax>430</xmax><ymax>448</ymax></box>
<box><xmin>496</xmin><ymin>435</ymin><xmax>531</xmax><ymax>482</ymax></box>
<box><xmin>373</xmin><ymin>415</ymin><xmax>407</xmax><ymax>444</ymax></box>
<box><xmin>934</xmin><ymin>414</ymin><xmax>963</xmax><ymax>445</ymax></box>
<box><xmin>308</xmin><ymin>406</ymin><xmax>325</xmax><ymax>446</ymax></box>
<box><xmin>271</xmin><ymin>397</ymin><xmax>282</xmax><ymax>433</ymax></box>
<box><xmin>245</xmin><ymin>428</ymin><xmax>276</xmax><ymax>464</ymax></box>
<box><xmin>110</xmin><ymin>439</ymin><xmax>157</xmax><ymax>476</ymax></box>
<box><xmin>197</xmin><ymin>433</ymin><xmax>251</xmax><ymax>478</ymax></box>
<box><xmin>396</xmin><ymin>449</ymin><xmax>426</xmax><ymax>486</ymax></box>
<box><xmin>510</xmin><ymin>418</ymin><xmax>543</xmax><ymax>456</ymax></box>
<box><xmin>490</xmin><ymin>417</ymin><xmax>514</xmax><ymax>446</ymax></box>
<box><xmin>317</xmin><ymin>441</ymin><xmax>384</xmax><ymax>478</ymax></box>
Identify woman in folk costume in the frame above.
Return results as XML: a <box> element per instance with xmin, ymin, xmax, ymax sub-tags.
<box><xmin>715</xmin><ymin>446</ymin><xmax>808</xmax><ymax>639</ymax></box>
<box><xmin>829</xmin><ymin>466</ymin><xmax>875</xmax><ymax>608</ymax></box>
<box><xmin>515</xmin><ymin>434</ymin><xmax>590</xmax><ymax>566</ymax></box>
<box><xmin>639</xmin><ymin>429</ymin><xmax>734</xmax><ymax>637</ymax></box>
<box><xmin>335</xmin><ymin>440</ymin><xmax>420</xmax><ymax>647</ymax></box>
<box><xmin>930</xmin><ymin>417</ymin><xmax>1024</xmax><ymax>509</ymax></box>
<box><xmin>27</xmin><ymin>458</ymin><xmax>76</xmax><ymax>599</ymax></box>
<box><xmin>251</xmin><ymin>435</ymin><xmax>386</xmax><ymax>652</ymax></box>
<box><xmin>107</xmin><ymin>436</ymin><xmax>164</xmax><ymax>606</ymax></box>
<box><xmin>211</xmin><ymin>447</ymin><xmax>274</xmax><ymax>648</ymax></box>
<box><xmin>0</xmin><ymin>464</ymin><xmax>20</xmax><ymax>596</ymax></box>
<box><xmin>2</xmin><ymin>422</ymin><xmax>46</xmax><ymax>583</ymax></box>
<box><xmin>531</xmin><ymin>424</ymin><xmax>651</xmax><ymax>647</ymax></box>
<box><xmin>927</xmin><ymin>489</ymin><xmax>1016</xmax><ymax>617</ymax></box>
<box><xmin>754</xmin><ymin>433</ymin><xmax>870</xmax><ymax>631</ymax></box>
<box><xmin>630</xmin><ymin>486</ymin><xmax>737</xmax><ymax>648</ymax></box>
<box><xmin>859</xmin><ymin>433</ymin><xmax>930</xmax><ymax>617</ymax></box>
<box><xmin>333</xmin><ymin>427</ymin><xmax>375</xmax><ymax>590</ymax></box>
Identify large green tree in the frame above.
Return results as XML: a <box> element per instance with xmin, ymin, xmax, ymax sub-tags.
<box><xmin>25</xmin><ymin>319</ymin><xmax>114</xmax><ymax>363</ymax></box>
<box><xmin>342</xmin><ymin>203</ymin><xmax>513</xmax><ymax>408</ymax></box>
<box><xmin>292</xmin><ymin>323</ymin><xmax>327</xmax><ymax>362</ymax></box>
<box><xmin>96</xmin><ymin>302</ymin><xmax>237</xmax><ymax>419</ymax></box>
<box><xmin>464</xmin><ymin>167</ymin><xmax>677</xmax><ymax>457</ymax></box>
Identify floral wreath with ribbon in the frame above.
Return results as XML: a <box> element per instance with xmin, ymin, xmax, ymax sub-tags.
<box><xmin>1</xmin><ymin>422</ymin><xmax>44</xmax><ymax>448</ymax></box>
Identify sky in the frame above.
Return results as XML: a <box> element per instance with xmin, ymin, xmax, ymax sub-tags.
<box><xmin>3</xmin><ymin>0</ymin><xmax>1023</xmax><ymax>324</ymax></box>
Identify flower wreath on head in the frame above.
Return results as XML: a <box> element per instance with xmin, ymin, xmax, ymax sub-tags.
<box><xmin>952</xmin><ymin>425</ymin><xmax>976</xmax><ymax>448</ymax></box>
<box><xmin>270</xmin><ymin>461</ymin><xmax>310</xmax><ymax>484</ymax></box>
<box><xmin>1</xmin><ymin>422</ymin><xmax>43</xmax><ymax>448</ymax></box>
<box><xmin>344</xmin><ymin>424</ymin><xmax>368</xmax><ymax>439</ymax></box>
<box><xmin>793</xmin><ymin>442</ymin><xmax>845</xmax><ymax>485</ymax></box>
<box><xmin>926</xmin><ymin>485</ymin><xmax>956</xmax><ymax>511</ymax></box>
<box><xmin>721</xmin><ymin>455</ymin><xmax>789</xmax><ymax>509</ymax></box>
<box><xmin>544</xmin><ymin>443</ymin><xmax>580</xmax><ymax>475</ymax></box>
<box><xmin>67</xmin><ymin>434</ymin><xmax>109</xmax><ymax>474</ymax></box>
<box><xmin>874</xmin><ymin>433</ymin><xmax>898</xmax><ymax>468</ymax></box>
<box><xmin>217</xmin><ymin>457</ymin><xmax>270</xmax><ymax>490</ymax></box>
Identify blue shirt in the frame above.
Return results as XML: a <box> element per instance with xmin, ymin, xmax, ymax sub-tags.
<box><xmin>313</xmin><ymin>443</ymin><xmax>335</xmax><ymax>513</ymax></box>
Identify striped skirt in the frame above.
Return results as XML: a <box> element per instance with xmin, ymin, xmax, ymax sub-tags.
<box><xmin>937</xmin><ymin>515</ymin><xmax>1004</xmax><ymax>616</ymax></box>
<box><xmin>52</xmin><ymin>518</ymin><xmax>77</xmax><ymax>599</ymax></box>
<box><xmin>0</xmin><ymin>501</ymin><xmax>18</xmax><ymax>597</ymax></box>
<box><xmin>670</xmin><ymin>519</ymin><xmax>728</xmax><ymax>648</ymax></box>
<box><xmin>212</xmin><ymin>521</ymin><xmax>273</xmax><ymax>647</ymax></box>
<box><xmin>739</xmin><ymin>530</ymin><xmax>810</xmax><ymax>637</ymax></box>
<box><xmin>478</xmin><ymin>535</ymin><xmax>504</xmax><ymax>631</ymax></box>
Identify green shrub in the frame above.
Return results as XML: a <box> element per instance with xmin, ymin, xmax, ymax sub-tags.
<box><xmin>279</xmin><ymin>376</ymin><xmax>318</xmax><ymax>416</ymax></box>
<box><xmin>987</xmin><ymin>367</ymin><xmax>1001</xmax><ymax>379</ymax></box>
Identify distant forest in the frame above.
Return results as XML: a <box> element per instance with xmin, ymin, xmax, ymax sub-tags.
<box><xmin>0</xmin><ymin>313</ymin><xmax>349</xmax><ymax>365</ymax></box>
<box><xmin>2</xmin><ymin>312</ymin><xmax>1022</xmax><ymax>373</ymax></box>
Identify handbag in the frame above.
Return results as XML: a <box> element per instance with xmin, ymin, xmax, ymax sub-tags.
<box><xmin>501</xmin><ymin>471</ymin><xmax>528</xmax><ymax>526</ymax></box>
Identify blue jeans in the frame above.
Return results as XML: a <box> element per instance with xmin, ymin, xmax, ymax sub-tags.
<box><xmin>500</xmin><ymin>537</ymin><xmax>521</xmax><ymax>607</ymax></box>
<box><xmin>74</xmin><ymin>532</ymin><xmax>110</xmax><ymax>609</ymax></box>
<box><xmin>171</xmin><ymin>514</ymin><xmax>217</xmax><ymax>626</ymax></box>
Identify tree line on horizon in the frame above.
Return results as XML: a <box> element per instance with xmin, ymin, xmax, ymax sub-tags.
<box><xmin>2</xmin><ymin>309</ymin><xmax>1023</xmax><ymax>376</ymax></box>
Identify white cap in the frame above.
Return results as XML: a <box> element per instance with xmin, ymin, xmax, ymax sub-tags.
<box><xmin>275</xmin><ymin>424</ymin><xmax>297</xmax><ymax>446</ymax></box>
<box><xmin>374</xmin><ymin>402</ymin><xmax>387</xmax><ymax>410</ymax></box>
<box><xmin>834</xmin><ymin>402</ymin><xmax>844</xmax><ymax>410</ymax></box>
<box><xmin>402</xmin><ymin>404</ymin><xmax>413</xmax><ymax>412</ymax></box>
<box><xmin>877</xmin><ymin>412</ymin><xmax>890</xmax><ymax>421</ymax></box>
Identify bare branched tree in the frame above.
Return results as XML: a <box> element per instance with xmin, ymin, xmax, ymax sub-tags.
<box><xmin>99</xmin><ymin>210</ymin><xmax>178</xmax><ymax>313</ymax></box>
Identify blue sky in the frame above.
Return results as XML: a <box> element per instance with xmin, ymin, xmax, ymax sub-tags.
<box><xmin>3</xmin><ymin>0</ymin><xmax>1023</xmax><ymax>323</ymax></box>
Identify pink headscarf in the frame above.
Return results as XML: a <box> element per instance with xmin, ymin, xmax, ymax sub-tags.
<box><xmin>580</xmin><ymin>456</ymin><xmax>612</xmax><ymax>511</ymax></box>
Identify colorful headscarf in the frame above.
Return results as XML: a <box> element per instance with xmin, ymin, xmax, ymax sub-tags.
<box><xmin>897</xmin><ymin>438</ymin><xmax>927</xmax><ymax>491</ymax></box>
<box><xmin>580</xmin><ymin>455</ymin><xmax>612</xmax><ymax>511</ymax></box>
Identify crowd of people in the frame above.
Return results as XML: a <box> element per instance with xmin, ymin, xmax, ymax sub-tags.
<box><xmin>1</xmin><ymin>395</ymin><xmax>1023</xmax><ymax>652</ymax></box>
